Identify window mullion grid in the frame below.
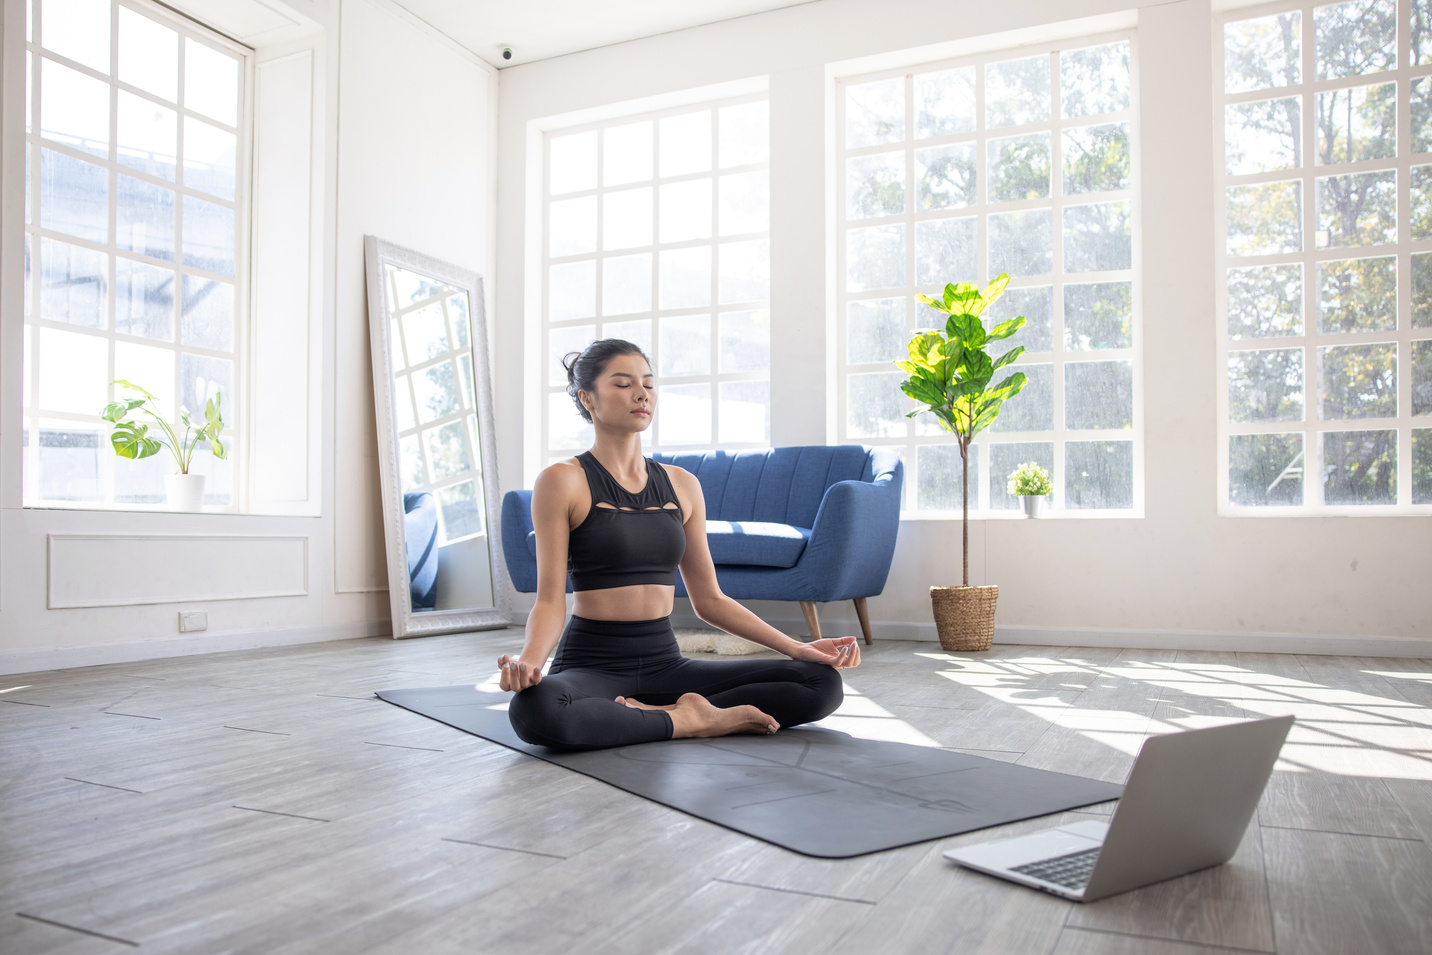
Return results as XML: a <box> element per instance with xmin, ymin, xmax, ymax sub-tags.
<box><xmin>706</xmin><ymin>108</ymin><xmax>720</xmax><ymax>449</ymax></box>
<box><xmin>904</xmin><ymin>72</ymin><xmax>919</xmax><ymax>499</ymax></box>
<box><xmin>1050</xmin><ymin>51</ymin><xmax>1066</xmax><ymax>513</ymax></box>
<box><xmin>1300</xmin><ymin>16</ymin><xmax>1321</xmax><ymax>508</ymax></box>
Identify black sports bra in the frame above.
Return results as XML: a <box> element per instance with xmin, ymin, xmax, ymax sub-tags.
<box><xmin>567</xmin><ymin>452</ymin><xmax>686</xmax><ymax>591</ymax></box>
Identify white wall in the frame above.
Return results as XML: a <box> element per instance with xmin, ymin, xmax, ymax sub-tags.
<box><xmin>493</xmin><ymin>0</ymin><xmax>1432</xmax><ymax>654</ymax></box>
<box><xmin>0</xmin><ymin>0</ymin><xmax>497</xmax><ymax>673</ymax></box>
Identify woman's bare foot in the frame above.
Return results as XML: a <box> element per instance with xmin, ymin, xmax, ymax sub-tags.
<box><xmin>615</xmin><ymin>696</ymin><xmax>677</xmax><ymax>712</ymax></box>
<box><xmin>658</xmin><ymin>692</ymin><xmax>778</xmax><ymax>738</ymax></box>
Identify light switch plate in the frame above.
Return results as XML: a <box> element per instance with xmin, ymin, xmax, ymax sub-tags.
<box><xmin>179</xmin><ymin>611</ymin><xmax>208</xmax><ymax>632</ymax></box>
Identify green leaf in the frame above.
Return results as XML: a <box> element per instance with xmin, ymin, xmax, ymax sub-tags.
<box><xmin>210</xmin><ymin>435</ymin><xmax>227</xmax><ymax>460</ymax></box>
<box><xmin>110</xmin><ymin>422</ymin><xmax>161</xmax><ymax>460</ymax></box>
<box><xmin>944</xmin><ymin>282</ymin><xmax>981</xmax><ymax>311</ymax></box>
<box><xmin>916</xmin><ymin>293</ymin><xmax>950</xmax><ymax>314</ymax></box>
<box><xmin>986</xmin><ymin>315</ymin><xmax>1026</xmax><ymax>342</ymax></box>
<box><xmin>992</xmin><ymin>344</ymin><xmax>1025</xmax><ymax>371</ymax></box>
<box><xmin>981</xmin><ymin>273</ymin><xmax>1011</xmax><ymax>311</ymax></box>
<box><xmin>205</xmin><ymin>393</ymin><xmax>223</xmax><ymax>429</ymax></box>
<box><xmin>110</xmin><ymin>379</ymin><xmax>157</xmax><ymax>400</ymax></box>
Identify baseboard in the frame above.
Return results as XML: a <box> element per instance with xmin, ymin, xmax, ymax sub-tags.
<box><xmin>0</xmin><ymin>620</ymin><xmax>394</xmax><ymax>676</ymax></box>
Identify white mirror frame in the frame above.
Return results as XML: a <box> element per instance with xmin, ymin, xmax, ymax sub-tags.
<box><xmin>363</xmin><ymin>235</ymin><xmax>508</xmax><ymax>637</ymax></box>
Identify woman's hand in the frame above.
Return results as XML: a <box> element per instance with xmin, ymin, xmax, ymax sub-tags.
<box><xmin>498</xmin><ymin>654</ymin><xmax>543</xmax><ymax>692</ymax></box>
<box><xmin>788</xmin><ymin>636</ymin><xmax>862</xmax><ymax>670</ymax></box>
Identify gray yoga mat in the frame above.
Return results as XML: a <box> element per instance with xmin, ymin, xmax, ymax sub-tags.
<box><xmin>376</xmin><ymin>684</ymin><xmax>1123</xmax><ymax>858</ymax></box>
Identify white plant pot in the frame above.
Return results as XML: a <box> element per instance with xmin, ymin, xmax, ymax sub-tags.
<box><xmin>1019</xmin><ymin>494</ymin><xmax>1049</xmax><ymax>518</ymax></box>
<box><xmin>164</xmin><ymin>473</ymin><xmax>206</xmax><ymax>512</ymax></box>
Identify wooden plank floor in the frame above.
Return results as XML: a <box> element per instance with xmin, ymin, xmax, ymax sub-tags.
<box><xmin>3</xmin><ymin>630</ymin><xmax>1431</xmax><ymax>954</ymax></box>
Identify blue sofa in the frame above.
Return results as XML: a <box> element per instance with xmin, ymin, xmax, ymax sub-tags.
<box><xmin>500</xmin><ymin>445</ymin><xmax>903</xmax><ymax>643</ymax></box>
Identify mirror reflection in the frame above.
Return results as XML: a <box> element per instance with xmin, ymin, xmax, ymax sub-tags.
<box><xmin>384</xmin><ymin>262</ymin><xmax>493</xmax><ymax>613</ymax></box>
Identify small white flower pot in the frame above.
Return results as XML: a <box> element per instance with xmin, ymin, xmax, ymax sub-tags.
<box><xmin>1019</xmin><ymin>494</ymin><xmax>1049</xmax><ymax>518</ymax></box>
<box><xmin>164</xmin><ymin>473</ymin><xmax>207</xmax><ymax>512</ymax></box>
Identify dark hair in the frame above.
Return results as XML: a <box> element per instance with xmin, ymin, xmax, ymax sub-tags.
<box><xmin>563</xmin><ymin>338</ymin><xmax>652</xmax><ymax>422</ymax></box>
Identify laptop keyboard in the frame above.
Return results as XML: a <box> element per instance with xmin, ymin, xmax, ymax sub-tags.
<box><xmin>1010</xmin><ymin>847</ymin><xmax>1101</xmax><ymax>891</ymax></box>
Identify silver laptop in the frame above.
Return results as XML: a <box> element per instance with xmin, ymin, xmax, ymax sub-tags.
<box><xmin>943</xmin><ymin>715</ymin><xmax>1293</xmax><ymax>902</ymax></box>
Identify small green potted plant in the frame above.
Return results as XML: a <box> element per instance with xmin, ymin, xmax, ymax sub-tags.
<box><xmin>101</xmin><ymin>379</ymin><xmax>226</xmax><ymax>512</ymax></box>
<box><xmin>1008</xmin><ymin>462</ymin><xmax>1053</xmax><ymax>518</ymax></box>
<box><xmin>895</xmin><ymin>273</ymin><xmax>1027</xmax><ymax>652</ymax></box>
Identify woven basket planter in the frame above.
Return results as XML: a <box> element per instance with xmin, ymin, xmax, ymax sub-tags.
<box><xmin>929</xmin><ymin>585</ymin><xmax>999</xmax><ymax>652</ymax></box>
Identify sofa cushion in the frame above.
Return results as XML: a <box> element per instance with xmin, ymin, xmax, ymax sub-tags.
<box><xmin>705</xmin><ymin>521</ymin><xmax>810</xmax><ymax>568</ymax></box>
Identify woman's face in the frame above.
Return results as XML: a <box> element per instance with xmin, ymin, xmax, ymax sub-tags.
<box><xmin>581</xmin><ymin>352</ymin><xmax>655</xmax><ymax>432</ymax></box>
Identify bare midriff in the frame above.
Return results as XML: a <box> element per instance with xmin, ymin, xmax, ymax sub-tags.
<box><xmin>572</xmin><ymin>584</ymin><xmax>676</xmax><ymax>622</ymax></box>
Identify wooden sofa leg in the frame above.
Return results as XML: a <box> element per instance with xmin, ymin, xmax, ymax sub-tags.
<box><xmin>799</xmin><ymin>601</ymin><xmax>822</xmax><ymax>641</ymax></box>
<box><xmin>853</xmin><ymin>597</ymin><xmax>873</xmax><ymax>645</ymax></box>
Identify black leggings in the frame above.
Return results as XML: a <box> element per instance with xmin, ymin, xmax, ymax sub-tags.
<box><xmin>506</xmin><ymin>616</ymin><xmax>845</xmax><ymax>750</ymax></box>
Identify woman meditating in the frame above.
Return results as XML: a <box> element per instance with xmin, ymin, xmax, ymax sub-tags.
<box><xmin>500</xmin><ymin>339</ymin><xmax>860</xmax><ymax>750</ymax></box>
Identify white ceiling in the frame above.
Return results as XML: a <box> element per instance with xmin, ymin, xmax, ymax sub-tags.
<box><xmin>392</xmin><ymin>0</ymin><xmax>819</xmax><ymax>69</ymax></box>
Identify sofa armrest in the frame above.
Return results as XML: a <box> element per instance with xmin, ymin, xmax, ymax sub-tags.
<box><xmin>500</xmin><ymin>489</ymin><xmax>539</xmax><ymax>593</ymax></box>
<box><xmin>796</xmin><ymin>467</ymin><xmax>903</xmax><ymax>597</ymax></box>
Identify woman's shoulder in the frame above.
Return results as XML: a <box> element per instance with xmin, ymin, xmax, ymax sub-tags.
<box><xmin>533</xmin><ymin>457</ymin><xmax>588</xmax><ymax>495</ymax></box>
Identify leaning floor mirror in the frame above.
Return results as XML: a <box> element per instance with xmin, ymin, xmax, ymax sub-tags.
<box><xmin>364</xmin><ymin>236</ymin><xmax>507</xmax><ymax>637</ymax></box>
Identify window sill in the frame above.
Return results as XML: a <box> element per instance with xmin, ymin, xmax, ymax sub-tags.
<box><xmin>22</xmin><ymin>502</ymin><xmax>319</xmax><ymax>518</ymax></box>
<box><xmin>899</xmin><ymin>508</ymin><xmax>1144</xmax><ymax>521</ymax></box>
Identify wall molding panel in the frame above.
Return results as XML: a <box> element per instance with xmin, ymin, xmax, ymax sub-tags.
<box><xmin>47</xmin><ymin>535</ymin><xmax>310</xmax><ymax>609</ymax></box>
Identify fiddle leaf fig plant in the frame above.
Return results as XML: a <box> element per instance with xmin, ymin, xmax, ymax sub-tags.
<box><xmin>101</xmin><ymin>379</ymin><xmax>226</xmax><ymax>474</ymax></box>
<box><xmin>895</xmin><ymin>272</ymin><xmax>1028</xmax><ymax>585</ymax></box>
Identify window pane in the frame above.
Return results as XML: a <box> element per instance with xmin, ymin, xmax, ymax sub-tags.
<box><xmin>989</xmin><ymin>442</ymin><xmax>1054</xmax><ymax>509</ymax></box>
<box><xmin>848</xmin><ymin>297</ymin><xmax>906</xmax><ymax>364</ymax></box>
<box><xmin>846</xmin><ymin>151</ymin><xmax>905</xmax><ymax>219</ymax></box>
<box><xmin>425</xmin><ymin>420</ymin><xmax>471</xmax><ymax>481</ymax></box>
<box><xmin>1414</xmin><ymin>77</ymin><xmax>1432</xmax><ymax>153</ymax></box>
<box><xmin>990</xmin><ymin>362</ymin><xmax>1052</xmax><ymax>432</ymax></box>
<box><xmin>117</xmin><ymin>174</ymin><xmax>175</xmax><ymax>261</ymax></box>
<box><xmin>915</xmin><ymin>216</ymin><xmax>977</xmax><ymax>286</ymax></box>
<box><xmin>717</xmin><ymin>240</ymin><xmax>769</xmax><ymax>304</ymax></box>
<box><xmin>986</xmin><ymin>286</ymin><xmax>1053</xmax><ymax>354</ymax></box>
<box><xmin>184</xmin><ymin>38</ymin><xmax>238</xmax><ymax>127</ymax></box>
<box><xmin>602</xmin><ymin>253</ymin><xmax>652</xmax><ymax>315</ymax></box>
<box><xmin>549</xmin><ymin>195</ymin><xmax>597</xmax><ymax>257</ymax></box>
<box><xmin>549</xmin><ymin>391</ymin><xmax>592</xmax><ymax>450</ymax></box>
<box><xmin>184</xmin><ymin>117</ymin><xmax>236</xmax><ymax>200</ymax></box>
<box><xmin>182</xmin><ymin>195</ymin><xmax>233</xmax><ymax>276</ymax></box>
<box><xmin>38</xmin><ymin>326</ymin><xmax>106</xmax><ymax>414</ymax></box>
<box><xmin>604</xmin><ymin>121</ymin><xmax>653</xmax><ymax>186</ymax></box>
<box><xmin>1225</xmin><ymin>97</ymin><xmax>1300</xmax><ymax>174</ymax></box>
<box><xmin>988</xmin><ymin>133</ymin><xmax>1050</xmax><ymax>203</ymax></box>
<box><xmin>1065</xmin><ymin>360</ymin><xmax>1133</xmax><ymax>429</ymax></box>
<box><xmin>846</xmin><ymin>224</ymin><xmax>905</xmax><ymax>291</ymax></box>
<box><xmin>845</xmin><ymin>77</ymin><xmax>904</xmax><ymax>148</ymax></box>
<box><xmin>659</xmin><ymin>315</ymin><xmax>710</xmax><ymax>377</ymax></box>
<box><xmin>1061</xmin><ymin>42</ymin><xmax>1129</xmax><ymax>118</ymax></box>
<box><xmin>602</xmin><ymin>318</ymin><xmax>651</xmax><ymax>355</ymax></box>
<box><xmin>117</xmin><ymin>91</ymin><xmax>176</xmax><ymax>180</ymax></box>
<box><xmin>986</xmin><ymin>55</ymin><xmax>1050</xmax><ymax>128</ymax></box>
<box><xmin>989</xmin><ymin>209</ymin><xmax>1051</xmax><ymax>278</ymax></box>
<box><xmin>603</xmin><ymin>187</ymin><xmax>653</xmax><ymax>250</ymax></box>
<box><xmin>1412</xmin><ymin>164</ymin><xmax>1432</xmax><ymax>238</ymax></box>
<box><xmin>1063</xmin><ymin>123</ymin><xmax>1130</xmax><ymax>194</ymax></box>
<box><xmin>392</xmin><ymin>373</ymin><xmax>415</xmax><ymax>431</ymax></box>
<box><xmin>1064</xmin><ymin>282</ymin><xmax>1131</xmax><ymax>350</ymax></box>
<box><xmin>1414</xmin><ymin>252</ymin><xmax>1432</xmax><ymax>328</ymax></box>
<box><xmin>719</xmin><ymin>310</ymin><xmax>770</xmax><ymax>373</ymax></box>
<box><xmin>180</xmin><ymin>274</ymin><xmax>232</xmax><ymax>351</ymax></box>
<box><xmin>719</xmin><ymin>101</ymin><xmax>768</xmax><ymax>168</ymax></box>
<box><xmin>549</xmin><ymin>261</ymin><xmax>595</xmax><ymax>321</ymax></box>
<box><xmin>1064</xmin><ymin>202</ymin><xmax>1131</xmax><ymax>272</ymax></box>
<box><xmin>40</xmin><ymin>147</ymin><xmax>107</xmax><ymax>243</ymax></box>
<box><xmin>1413</xmin><ymin>428</ymin><xmax>1432</xmax><ymax>502</ymax></box>
<box><xmin>1319</xmin><ymin>342</ymin><xmax>1397</xmax><ymax>418</ymax></box>
<box><xmin>1315</xmin><ymin>83</ymin><xmax>1395</xmax><ymax>164</ymax></box>
<box><xmin>1411</xmin><ymin>339</ymin><xmax>1432</xmax><ymax>415</ymax></box>
<box><xmin>399</xmin><ymin>432</ymin><xmax>426</xmax><ymax>490</ymax></box>
<box><xmin>1314</xmin><ymin>0</ymin><xmax>1396</xmax><ymax>81</ymax></box>
<box><xmin>915</xmin><ymin>143</ymin><xmax>975</xmax><ymax>211</ymax></box>
<box><xmin>718</xmin><ymin>171</ymin><xmax>768</xmax><ymax>235</ymax></box>
<box><xmin>118</xmin><ymin>6</ymin><xmax>177</xmax><ymax>101</ymax></box>
<box><xmin>402</xmin><ymin>300</ymin><xmax>448</xmax><ymax>361</ymax></box>
<box><xmin>1064</xmin><ymin>440</ymin><xmax>1133</xmax><ymax>508</ymax></box>
<box><xmin>1416</xmin><ymin>0</ymin><xmax>1432</xmax><ymax>65</ymax></box>
<box><xmin>659</xmin><ymin>179</ymin><xmax>713</xmax><ymax>244</ymax></box>
<box><xmin>1230</xmin><ymin>433</ymin><xmax>1304</xmax><ymax>505</ymax></box>
<box><xmin>113</xmin><ymin>339</ymin><xmax>174</xmax><ymax>413</ymax></box>
<box><xmin>658</xmin><ymin>246</ymin><xmax>711</xmax><ymax>309</ymax></box>
<box><xmin>719</xmin><ymin>380</ymin><xmax>768</xmax><ymax>443</ymax></box>
<box><xmin>37</xmin><ymin>424</ymin><xmax>102</xmax><ymax>501</ymax></box>
<box><xmin>659</xmin><ymin>383</ymin><xmax>711</xmax><ymax>445</ymax></box>
<box><xmin>1228</xmin><ymin>264</ymin><xmax>1303</xmax><ymax>339</ymax></box>
<box><xmin>115</xmin><ymin>257</ymin><xmax>173</xmax><ymax>340</ymax></box>
<box><xmin>1317</xmin><ymin>171</ymin><xmax>1396</xmax><ymax>248</ymax></box>
<box><xmin>660</xmin><ymin>111</ymin><xmax>711</xmax><ymax>177</ymax></box>
<box><xmin>847</xmin><ymin>371</ymin><xmax>905</xmax><ymax>437</ymax></box>
<box><xmin>114</xmin><ymin>446</ymin><xmax>165</xmax><ymax>503</ymax></box>
<box><xmin>915</xmin><ymin>67</ymin><xmax>975</xmax><ymax>138</ymax></box>
<box><xmin>1322</xmin><ymin>429</ymin><xmax>1396</xmax><ymax>503</ymax></box>
<box><xmin>548</xmin><ymin>323</ymin><xmax>594</xmax><ymax>386</ymax></box>
<box><xmin>40</xmin><ymin>237</ymin><xmax>105</xmax><ymax>328</ymax></box>
<box><xmin>437</xmin><ymin>481</ymin><xmax>482</xmax><ymax>540</ymax></box>
<box><xmin>1227</xmin><ymin>180</ymin><xmax>1302</xmax><ymax>255</ymax></box>
<box><xmin>411</xmin><ymin>360</ymin><xmax>457</xmax><ymax>423</ymax></box>
<box><xmin>1225</xmin><ymin>11</ymin><xmax>1301</xmax><ymax>93</ymax></box>
<box><xmin>1229</xmin><ymin>348</ymin><xmax>1304</xmax><ymax>422</ymax></box>
<box><xmin>43</xmin><ymin>0</ymin><xmax>111</xmax><ymax>74</ymax></box>
<box><xmin>918</xmin><ymin>443</ymin><xmax>976</xmax><ymax>510</ymax></box>
<box><xmin>1317</xmin><ymin>256</ymin><xmax>1396</xmax><ymax>333</ymax></box>
<box><xmin>550</xmin><ymin>130</ymin><xmax>597</xmax><ymax>194</ymax></box>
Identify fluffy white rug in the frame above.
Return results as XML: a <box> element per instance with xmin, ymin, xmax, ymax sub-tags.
<box><xmin>673</xmin><ymin>628</ymin><xmax>766</xmax><ymax>655</ymax></box>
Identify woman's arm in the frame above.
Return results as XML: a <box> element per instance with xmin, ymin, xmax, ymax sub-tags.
<box><xmin>667</xmin><ymin>467</ymin><xmax>860</xmax><ymax>669</ymax></box>
<box><xmin>498</xmin><ymin>462</ymin><xmax>581</xmax><ymax>691</ymax></box>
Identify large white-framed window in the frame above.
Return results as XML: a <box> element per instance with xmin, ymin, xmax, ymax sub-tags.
<box><xmin>21</xmin><ymin>0</ymin><xmax>251</xmax><ymax>509</ymax></box>
<box><xmin>835</xmin><ymin>34</ymin><xmax>1141</xmax><ymax>518</ymax></box>
<box><xmin>539</xmin><ymin>93</ymin><xmax>771</xmax><ymax>464</ymax></box>
<box><xmin>1218</xmin><ymin>0</ymin><xmax>1432</xmax><ymax>513</ymax></box>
